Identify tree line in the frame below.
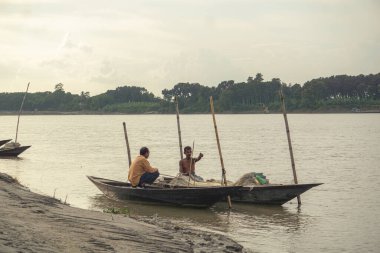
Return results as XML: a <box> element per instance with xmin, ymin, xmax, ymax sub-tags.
<box><xmin>0</xmin><ymin>73</ymin><xmax>379</xmax><ymax>113</ymax></box>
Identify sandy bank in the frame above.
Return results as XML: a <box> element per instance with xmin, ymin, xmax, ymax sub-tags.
<box><xmin>0</xmin><ymin>173</ymin><xmax>245</xmax><ymax>253</ymax></box>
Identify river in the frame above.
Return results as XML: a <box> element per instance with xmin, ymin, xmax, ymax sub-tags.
<box><xmin>1</xmin><ymin>114</ymin><xmax>379</xmax><ymax>252</ymax></box>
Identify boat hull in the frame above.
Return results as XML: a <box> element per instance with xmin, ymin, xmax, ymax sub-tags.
<box><xmin>0</xmin><ymin>146</ymin><xmax>31</xmax><ymax>157</ymax></box>
<box><xmin>231</xmin><ymin>183</ymin><xmax>322</xmax><ymax>205</ymax></box>
<box><xmin>87</xmin><ymin>176</ymin><xmax>241</xmax><ymax>208</ymax></box>
<box><xmin>0</xmin><ymin>139</ymin><xmax>12</xmax><ymax>147</ymax></box>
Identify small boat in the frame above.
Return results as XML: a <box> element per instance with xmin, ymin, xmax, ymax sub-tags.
<box><xmin>0</xmin><ymin>145</ymin><xmax>31</xmax><ymax>157</ymax></box>
<box><xmin>231</xmin><ymin>183</ymin><xmax>322</xmax><ymax>205</ymax></box>
<box><xmin>3</xmin><ymin>82</ymin><xmax>32</xmax><ymax>158</ymax></box>
<box><xmin>87</xmin><ymin>176</ymin><xmax>242</xmax><ymax>208</ymax></box>
<box><xmin>0</xmin><ymin>139</ymin><xmax>12</xmax><ymax>147</ymax></box>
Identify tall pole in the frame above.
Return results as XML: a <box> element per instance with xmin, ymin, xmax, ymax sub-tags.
<box><xmin>210</xmin><ymin>96</ymin><xmax>232</xmax><ymax>208</ymax></box>
<box><xmin>279</xmin><ymin>89</ymin><xmax>301</xmax><ymax>205</ymax></box>
<box><xmin>187</xmin><ymin>141</ymin><xmax>195</xmax><ymax>186</ymax></box>
<box><xmin>15</xmin><ymin>82</ymin><xmax>30</xmax><ymax>143</ymax></box>
<box><xmin>122</xmin><ymin>122</ymin><xmax>132</xmax><ymax>167</ymax></box>
<box><xmin>175</xmin><ymin>97</ymin><xmax>183</xmax><ymax>160</ymax></box>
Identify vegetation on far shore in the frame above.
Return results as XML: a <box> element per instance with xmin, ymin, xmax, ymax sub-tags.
<box><xmin>1</xmin><ymin>73</ymin><xmax>379</xmax><ymax>114</ymax></box>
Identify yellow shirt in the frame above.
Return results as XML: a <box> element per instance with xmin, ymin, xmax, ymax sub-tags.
<box><xmin>128</xmin><ymin>155</ymin><xmax>157</xmax><ymax>186</ymax></box>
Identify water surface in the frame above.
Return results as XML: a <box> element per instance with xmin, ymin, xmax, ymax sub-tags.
<box><xmin>1</xmin><ymin>114</ymin><xmax>379</xmax><ymax>252</ymax></box>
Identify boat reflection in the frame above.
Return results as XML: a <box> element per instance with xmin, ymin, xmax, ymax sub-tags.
<box><xmin>0</xmin><ymin>156</ymin><xmax>23</xmax><ymax>160</ymax></box>
<box><xmin>90</xmin><ymin>194</ymin><xmax>223</xmax><ymax>226</ymax></box>
<box><xmin>213</xmin><ymin>202</ymin><xmax>308</xmax><ymax>234</ymax></box>
<box><xmin>90</xmin><ymin>194</ymin><xmax>308</xmax><ymax>234</ymax></box>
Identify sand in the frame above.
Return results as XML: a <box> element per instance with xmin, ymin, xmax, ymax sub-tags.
<box><xmin>0</xmin><ymin>172</ymin><xmax>245</xmax><ymax>253</ymax></box>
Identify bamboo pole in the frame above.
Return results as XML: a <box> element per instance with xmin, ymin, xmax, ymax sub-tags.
<box><xmin>15</xmin><ymin>82</ymin><xmax>30</xmax><ymax>143</ymax></box>
<box><xmin>279</xmin><ymin>89</ymin><xmax>301</xmax><ymax>205</ymax></box>
<box><xmin>175</xmin><ymin>97</ymin><xmax>184</xmax><ymax>160</ymax></box>
<box><xmin>122</xmin><ymin>122</ymin><xmax>132</xmax><ymax>167</ymax></box>
<box><xmin>210</xmin><ymin>96</ymin><xmax>232</xmax><ymax>208</ymax></box>
<box><xmin>187</xmin><ymin>141</ymin><xmax>195</xmax><ymax>186</ymax></box>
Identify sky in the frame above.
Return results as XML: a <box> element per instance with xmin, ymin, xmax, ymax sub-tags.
<box><xmin>0</xmin><ymin>0</ymin><xmax>379</xmax><ymax>97</ymax></box>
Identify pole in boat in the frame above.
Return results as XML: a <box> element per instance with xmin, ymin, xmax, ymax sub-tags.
<box><xmin>279</xmin><ymin>88</ymin><xmax>301</xmax><ymax>205</ymax></box>
<box><xmin>210</xmin><ymin>96</ymin><xmax>232</xmax><ymax>208</ymax></box>
<box><xmin>187</xmin><ymin>141</ymin><xmax>195</xmax><ymax>186</ymax></box>
<box><xmin>15</xmin><ymin>82</ymin><xmax>30</xmax><ymax>143</ymax></box>
<box><xmin>175</xmin><ymin>97</ymin><xmax>184</xmax><ymax>160</ymax></box>
<box><xmin>122</xmin><ymin>122</ymin><xmax>132</xmax><ymax>167</ymax></box>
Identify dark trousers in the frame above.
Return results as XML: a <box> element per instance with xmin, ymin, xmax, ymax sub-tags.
<box><xmin>138</xmin><ymin>171</ymin><xmax>160</xmax><ymax>187</ymax></box>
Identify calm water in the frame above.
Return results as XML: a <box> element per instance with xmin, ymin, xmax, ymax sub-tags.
<box><xmin>1</xmin><ymin>114</ymin><xmax>379</xmax><ymax>252</ymax></box>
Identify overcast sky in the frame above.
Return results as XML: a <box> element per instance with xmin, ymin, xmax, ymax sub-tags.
<box><xmin>0</xmin><ymin>0</ymin><xmax>379</xmax><ymax>96</ymax></box>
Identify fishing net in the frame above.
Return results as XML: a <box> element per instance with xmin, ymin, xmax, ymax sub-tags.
<box><xmin>156</xmin><ymin>172</ymin><xmax>269</xmax><ymax>187</ymax></box>
<box><xmin>233</xmin><ymin>172</ymin><xmax>269</xmax><ymax>186</ymax></box>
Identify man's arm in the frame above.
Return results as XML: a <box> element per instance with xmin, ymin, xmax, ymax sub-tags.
<box><xmin>179</xmin><ymin>160</ymin><xmax>184</xmax><ymax>173</ymax></box>
<box><xmin>142</xmin><ymin>159</ymin><xmax>158</xmax><ymax>173</ymax></box>
<box><xmin>195</xmin><ymin>153</ymin><xmax>203</xmax><ymax>162</ymax></box>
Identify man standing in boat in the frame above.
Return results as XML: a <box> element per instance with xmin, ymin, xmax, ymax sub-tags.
<box><xmin>128</xmin><ymin>147</ymin><xmax>160</xmax><ymax>187</ymax></box>
<box><xmin>179</xmin><ymin>146</ymin><xmax>204</xmax><ymax>182</ymax></box>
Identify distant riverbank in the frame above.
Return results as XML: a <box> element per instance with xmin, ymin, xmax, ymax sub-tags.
<box><xmin>1</xmin><ymin>108</ymin><xmax>379</xmax><ymax>115</ymax></box>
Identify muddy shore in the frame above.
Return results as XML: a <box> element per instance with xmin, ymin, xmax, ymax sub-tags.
<box><xmin>0</xmin><ymin>172</ymin><xmax>245</xmax><ymax>253</ymax></box>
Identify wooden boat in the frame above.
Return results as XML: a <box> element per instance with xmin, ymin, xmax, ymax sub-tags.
<box><xmin>0</xmin><ymin>145</ymin><xmax>31</xmax><ymax>157</ymax></box>
<box><xmin>87</xmin><ymin>176</ymin><xmax>242</xmax><ymax>208</ymax></box>
<box><xmin>230</xmin><ymin>183</ymin><xmax>322</xmax><ymax>205</ymax></box>
<box><xmin>158</xmin><ymin>176</ymin><xmax>322</xmax><ymax>205</ymax></box>
<box><xmin>0</xmin><ymin>139</ymin><xmax>12</xmax><ymax>147</ymax></box>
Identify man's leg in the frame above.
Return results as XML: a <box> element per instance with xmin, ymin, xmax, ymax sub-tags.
<box><xmin>190</xmin><ymin>172</ymin><xmax>204</xmax><ymax>182</ymax></box>
<box><xmin>138</xmin><ymin>171</ymin><xmax>160</xmax><ymax>187</ymax></box>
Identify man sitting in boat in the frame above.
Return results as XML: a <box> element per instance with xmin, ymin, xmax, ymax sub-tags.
<box><xmin>179</xmin><ymin>146</ymin><xmax>204</xmax><ymax>182</ymax></box>
<box><xmin>128</xmin><ymin>147</ymin><xmax>160</xmax><ymax>187</ymax></box>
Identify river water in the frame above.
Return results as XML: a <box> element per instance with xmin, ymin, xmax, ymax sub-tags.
<box><xmin>1</xmin><ymin>114</ymin><xmax>379</xmax><ymax>252</ymax></box>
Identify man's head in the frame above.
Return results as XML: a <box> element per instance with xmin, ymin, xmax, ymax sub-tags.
<box><xmin>184</xmin><ymin>146</ymin><xmax>192</xmax><ymax>158</ymax></box>
<box><xmin>140</xmin><ymin>147</ymin><xmax>150</xmax><ymax>158</ymax></box>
